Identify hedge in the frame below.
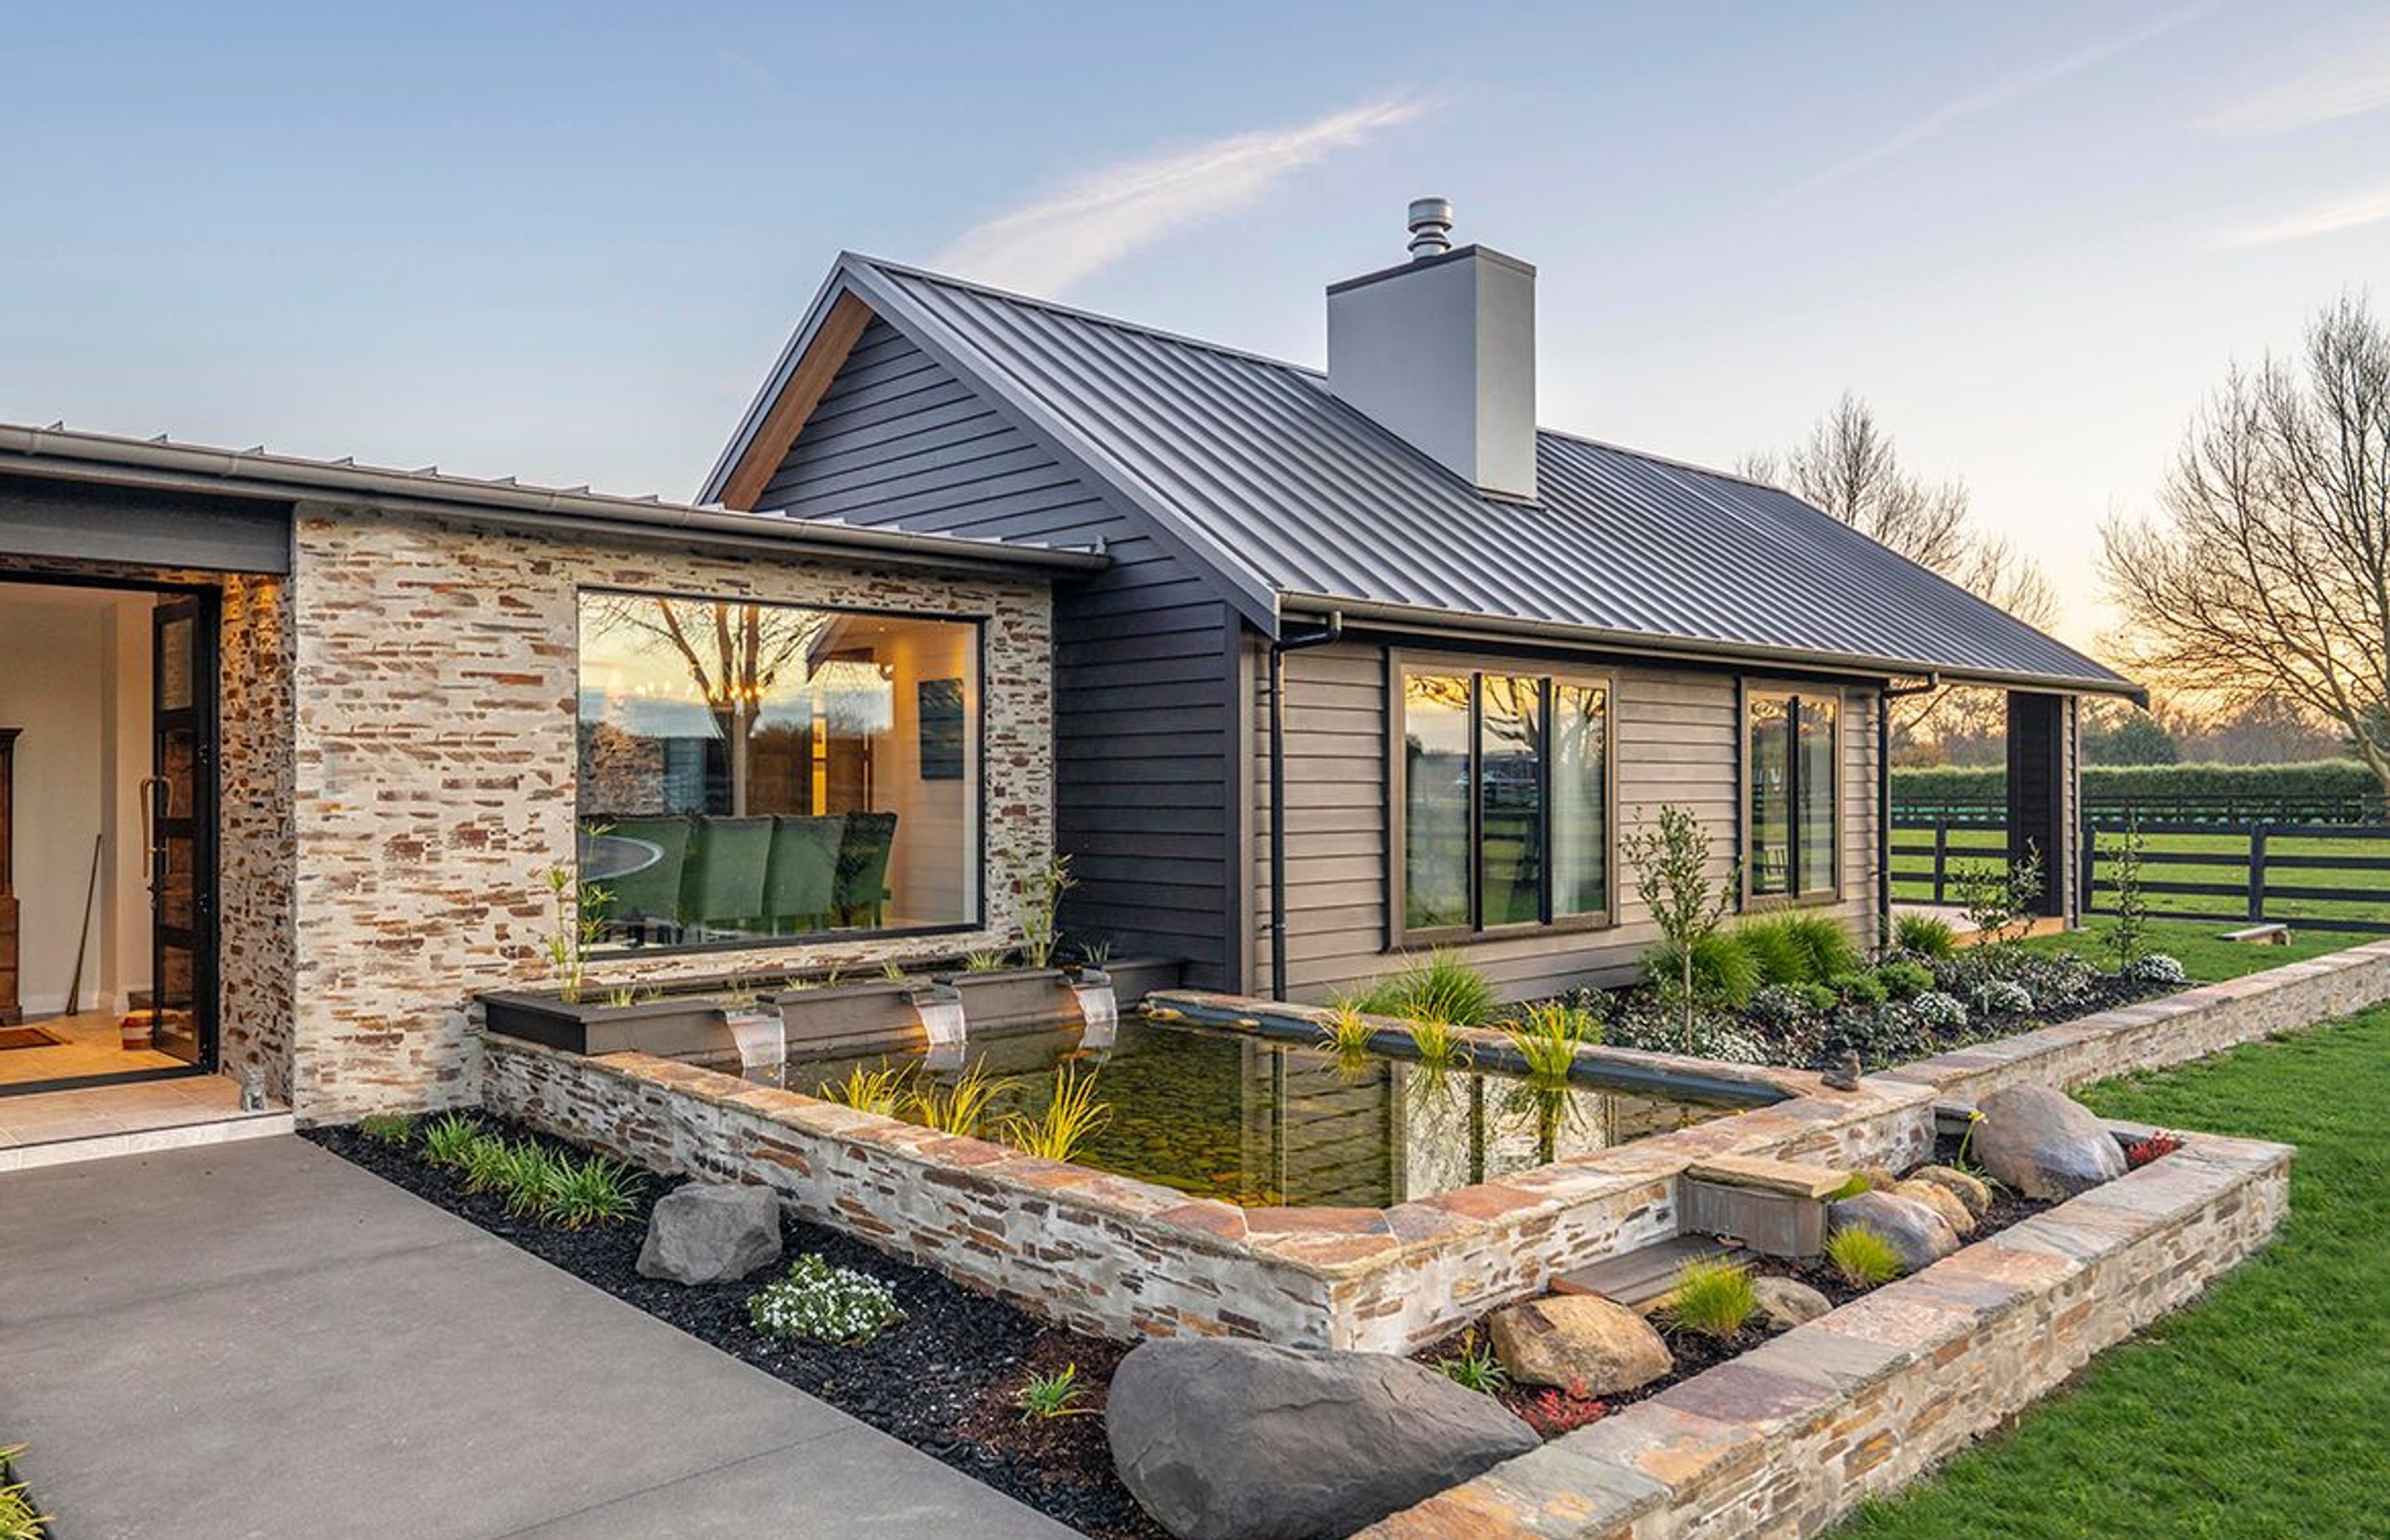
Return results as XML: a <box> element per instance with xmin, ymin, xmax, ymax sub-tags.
<box><xmin>1893</xmin><ymin>759</ymin><xmax>2384</xmax><ymax>817</ymax></box>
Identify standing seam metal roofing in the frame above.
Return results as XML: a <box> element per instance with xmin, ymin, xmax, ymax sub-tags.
<box><xmin>821</xmin><ymin>255</ymin><xmax>2134</xmax><ymax>694</ymax></box>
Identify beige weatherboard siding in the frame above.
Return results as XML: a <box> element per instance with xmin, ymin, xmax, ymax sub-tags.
<box><xmin>285</xmin><ymin>502</ymin><xmax>1056</xmax><ymax>1123</ymax></box>
<box><xmin>1252</xmin><ymin>640</ymin><xmax>1881</xmax><ymax>1002</ymax></box>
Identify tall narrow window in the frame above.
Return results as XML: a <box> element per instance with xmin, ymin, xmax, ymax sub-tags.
<box><xmin>1745</xmin><ymin>688</ymin><xmax>1838</xmax><ymax>902</ymax></box>
<box><xmin>1397</xmin><ymin>666</ymin><xmax>1609</xmax><ymax>937</ymax></box>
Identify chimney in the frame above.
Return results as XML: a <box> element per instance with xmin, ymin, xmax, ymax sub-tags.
<box><xmin>1327</xmin><ymin>198</ymin><xmax>1537</xmax><ymax>501</ymax></box>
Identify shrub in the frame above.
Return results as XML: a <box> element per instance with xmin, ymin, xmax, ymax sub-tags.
<box><xmin>1732</xmin><ymin>918</ymin><xmax>1812</xmax><ymax>987</ymax></box>
<box><xmin>1972</xmin><ymin>980</ymin><xmax>2034</xmax><ymax>1016</ymax></box>
<box><xmin>2125</xmin><ymin>1129</ymin><xmax>2185</xmax><ymax>1167</ymax></box>
<box><xmin>1507</xmin><ymin>1001</ymin><xmax>1597</xmax><ymax>1081</ymax></box>
<box><xmin>1647</xmin><ymin>932</ymin><xmax>1763</xmax><ymax>1010</ymax></box>
<box><xmin>1013</xmin><ymin>1362</ymin><xmax>1094</xmax><ymax>1422</ymax></box>
<box><xmin>1002</xmin><ymin>1061</ymin><xmax>1110</xmax><ymax>1163</ymax></box>
<box><xmin>910</xmin><ymin>1064</ymin><xmax>1005</xmax><ymax>1138</ymax></box>
<box><xmin>0</xmin><ymin>1447</ymin><xmax>46</xmax><ymax>1540</ymax></box>
<box><xmin>1734</xmin><ymin>913</ymin><xmax>1862</xmax><ymax>985</ymax></box>
<box><xmin>1875</xmin><ymin>959</ymin><xmax>1934</xmax><ymax>999</ymax></box>
<box><xmin>1432</xmin><ymin>1328</ymin><xmax>1509</xmax><ymax>1394</ymax></box>
<box><xmin>1352</xmin><ymin>950</ymin><xmax>1500</xmax><ymax>1027</ymax></box>
<box><xmin>746</xmin><ymin>1255</ymin><xmax>905</xmax><ymax>1343</ymax></box>
<box><xmin>1517</xmin><ymin>1386</ymin><xmax>1608</xmax><ymax>1437</ymax></box>
<box><xmin>1823</xmin><ymin>1002</ymin><xmax>1934</xmax><ymax>1070</ymax></box>
<box><xmin>1665</xmin><ymin>1259</ymin><xmax>1758</xmax><ymax>1339</ymax></box>
<box><xmin>542</xmin><ymin>1153</ymin><xmax>645</xmax><ymax>1229</ymax></box>
<box><xmin>1911</xmin><ymin>991</ymin><xmax>1968</xmax><ymax>1031</ymax></box>
<box><xmin>420</xmin><ymin>1113</ymin><xmax>482</xmax><ymax>1170</ymax></box>
<box><xmin>1746</xmin><ymin>984</ymin><xmax>1822</xmax><ymax>1032</ymax></box>
<box><xmin>460</xmin><ymin>1134</ymin><xmax>514</xmax><ymax>1195</ymax></box>
<box><xmin>1607</xmin><ymin>1006</ymin><xmax>1773</xmax><ymax>1065</ymax></box>
<box><xmin>1826</xmin><ymin>1226</ymin><xmax>1905</xmax><ymax>1286</ymax></box>
<box><xmin>2124</xmin><ymin>953</ymin><xmax>2188</xmax><ymax>987</ymax></box>
<box><xmin>1893</xmin><ymin>913</ymin><xmax>1958</xmax><ymax>960</ymax></box>
<box><xmin>495</xmin><ymin>1139</ymin><xmax>566</xmax><ymax>1220</ymax></box>
<box><xmin>2014</xmin><ymin>952</ymin><xmax>2097</xmax><ymax>1011</ymax></box>
<box><xmin>1829</xmin><ymin>971</ymin><xmax>1888</xmax><ymax>1006</ymax></box>
<box><xmin>356</xmin><ymin>1113</ymin><xmax>414</xmax><ymax>1147</ymax></box>
<box><xmin>1894</xmin><ymin>759</ymin><xmax>2380</xmax><ymax>818</ymax></box>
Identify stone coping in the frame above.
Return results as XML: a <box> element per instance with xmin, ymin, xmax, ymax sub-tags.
<box><xmin>1361</xmin><ymin>1123</ymin><xmax>2295</xmax><ymax>1539</ymax></box>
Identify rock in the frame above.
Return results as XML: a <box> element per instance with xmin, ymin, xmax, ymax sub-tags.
<box><xmin>635</xmin><ymin>1182</ymin><xmax>783</xmax><ymax>1285</ymax></box>
<box><xmin>1857</xmin><ymin>1166</ymin><xmax>1903</xmax><ymax>1194</ymax></box>
<box><xmin>1488</xmin><ymin>1294</ymin><xmax>1674</xmax><ymax>1394</ymax></box>
<box><xmin>1830</xmin><ymin>1189</ymin><xmax>1959</xmax><ymax>1274</ymax></box>
<box><xmin>1894</xmin><ymin>1178</ymin><xmax>1978</xmax><ymax>1236</ymax></box>
<box><xmin>1107</xmin><ymin>1339</ymin><xmax>1538</xmax><ymax>1540</ymax></box>
<box><xmin>1973</xmin><ymin>1086</ymin><xmax>2128</xmax><ymax>1200</ymax></box>
<box><xmin>1752</xmin><ymin>1277</ymin><xmax>1833</xmax><ymax>1332</ymax></box>
<box><xmin>1908</xmin><ymin>1164</ymin><xmax>1993</xmax><ymax>1218</ymax></box>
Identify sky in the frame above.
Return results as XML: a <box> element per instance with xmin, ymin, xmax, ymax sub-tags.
<box><xmin>5</xmin><ymin>0</ymin><xmax>2389</xmax><ymax>655</ymax></box>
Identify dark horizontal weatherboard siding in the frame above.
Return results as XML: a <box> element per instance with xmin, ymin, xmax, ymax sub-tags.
<box><xmin>1251</xmin><ymin>641</ymin><xmax>1883</xmax><ymax>1002</ymax></box>
<box><xmin>753</xmin><ymin>317</ymin><xmax>1244</xmax><ymax>984</ymax></box>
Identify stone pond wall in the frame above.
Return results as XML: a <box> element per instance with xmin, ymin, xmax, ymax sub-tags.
<box><xmin>481</xmin><ymin>1031</ymin><xmax>1936</xmax><ymax>1351</ymax></box>
<box><xmin>1363</xmin><ymin>1123</ymin><xmax>2294</xmax><ymax>1540</ymax></box>
<box><xmin>285</xmin><ymin>503</ymin><xmax>1056</xmax><ymax>1124</ymax></box>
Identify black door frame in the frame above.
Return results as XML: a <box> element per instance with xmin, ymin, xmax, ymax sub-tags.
<box><xmin>0</xmin><ymin>568</ymin><xmax>221</xmax><ymax>1097</ymax></box>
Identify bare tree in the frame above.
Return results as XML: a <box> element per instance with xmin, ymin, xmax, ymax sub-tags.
<box><xmin>587</xmin><ymin>597</ymin><xmax>830</xmax><ymax>814</ymax></box>
<box><xmin>2101</xmin><ymin>295</ymin><xmax>2390</xmax><ymax>794</ymax></box>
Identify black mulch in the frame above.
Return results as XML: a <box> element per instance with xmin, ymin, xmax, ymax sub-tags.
<box><xmin>308</xmin><ymin>1118</ymin><xmax>1168</xmax><ymax>1540</ymax></box>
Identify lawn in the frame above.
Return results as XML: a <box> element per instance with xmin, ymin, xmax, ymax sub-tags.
<box><xmin>1833</xmin><ymin>1002</ymin><xmax>2390</xmax><ymax>1540</ymax></box>
<box><xmin>2012</xmin><ymin>917</ymin><xmax>2359</xmax><ymax>983</ymax></box>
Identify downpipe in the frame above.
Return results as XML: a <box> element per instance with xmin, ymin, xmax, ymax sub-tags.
<box><xmin>1268</xmin><ymin>612</ymin><xmax>1345</xmax><ymax>1001</ymax></box>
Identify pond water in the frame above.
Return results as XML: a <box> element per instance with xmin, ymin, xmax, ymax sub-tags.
<box><xmin>757</xmin><ymin>1017</ymin><xmax>1744</xmax><ymax>1208</ymax></box>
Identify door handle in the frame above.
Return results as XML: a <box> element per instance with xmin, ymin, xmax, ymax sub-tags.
<box><xmin>139</xmin><ymin>774</ymin><xmax>166</xmax><ymax>895</ymax></box>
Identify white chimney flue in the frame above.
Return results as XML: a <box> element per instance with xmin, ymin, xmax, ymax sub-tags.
<box><xmin>1327</xmin><ymin>199</ymin><xmax>1538</xmax><ymax>501</ymax></box>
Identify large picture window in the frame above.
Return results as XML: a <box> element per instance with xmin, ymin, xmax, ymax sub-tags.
<box><xmin>1397</xmin><ymin>665</ymin><xmax>1610</xmax><ymax>938</ymax></box>
<box><xmin>1746</xmin><ymin>687</ymin><xmax>1838</xmax><ymax>902</ymax></box>
<box><xmin>576</xmin><ymin>591</ymin><xmax>980</xmax><ymax>951</ymax></box>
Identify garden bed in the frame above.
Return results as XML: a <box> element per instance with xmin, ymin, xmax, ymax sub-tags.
<box><xmin>306</xmin><ymin>1118</ymin><xmax>1168</xmax><ymax>1540</ymax></box>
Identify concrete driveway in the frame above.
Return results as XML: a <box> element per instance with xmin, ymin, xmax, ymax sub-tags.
<box><xmin>0</xmin><ymin>1135</ymin><xmax>1076</xmax><ymax>1539</ymax></box>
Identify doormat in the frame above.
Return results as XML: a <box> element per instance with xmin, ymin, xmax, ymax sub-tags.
<box><xmin>0</xmin><ymin>1026</ymin><xmax>66</xmax><ymax>1051</ymax></box>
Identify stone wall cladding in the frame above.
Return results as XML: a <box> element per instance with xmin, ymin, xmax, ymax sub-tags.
<box><xmin>1896</xmin><ymin>938</ymin><xmax>2390</xmax><ymax>1104</ymax></box>
<box><xmin>288</xmin><ymin>503</ymin><xmax>1055</xmax><ymax>1123</ymax></box>
<box><xmin>1361</xmin><ymin>1126</ymin><xmax>2293</xmax><ymax>1540</ymax></box>
<box><xmin>481</xmin><ymin>1031</ymin><xmax>1933</xmax><ymax>1350</ymax></box>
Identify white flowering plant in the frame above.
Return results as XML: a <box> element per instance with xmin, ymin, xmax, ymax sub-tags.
<box><xmin>745</xmin><ymin>1255</ymin><xmax>905</xmax><ymax>1344</ymax></box>
<box><xmin>1971</xmin><ymin>980</ymin><xmax>2034</xmax><ymax>1016</ymax></box>
<box><xmin>1911</xmin><ymin>991</ymin><xmax>1969</xmax><ymax>1031</ymax></box>
<box><xmin>2122</xmin><ymin>953</ymin><xmax>2188</xmax><ymax>987</ymax></box>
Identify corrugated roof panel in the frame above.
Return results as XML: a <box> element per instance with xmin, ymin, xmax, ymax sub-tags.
<box><xmin>861</xmin><ymin>260</ymin><xmax>2129</xmax><ymax>691</ymax></box>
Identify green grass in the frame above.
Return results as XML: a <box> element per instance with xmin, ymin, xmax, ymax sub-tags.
<box><xmin>2012</xmin><ymin>918</ymin><xmax>2357</xmax><ymax>983</ymax></box>
<box><xmin>1832</xmin><ymin>1004</ymin><xmax>2390</xmax><ymax>1539</ymax></box>
<box><xmin>1892</xmin><ymin>823</ymin><xmax>2390</xmax><ymax>928</ymax></box>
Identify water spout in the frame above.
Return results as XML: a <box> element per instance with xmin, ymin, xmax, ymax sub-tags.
<box><xmin>726</xmin><ymin>1009</ymin><xmax>786</xmax><ymax>1079</ymax></box>
<box><xmin>912</xmin><ymin>982</ymin><xmax>967</xmax><ymax>1048</ymax></box>
<box><xmin>1071</xmin><ymin>968</ymin><xmax>1119</xmax><ymax>1050</ymax></box>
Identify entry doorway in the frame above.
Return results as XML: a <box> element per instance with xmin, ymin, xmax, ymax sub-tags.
<box><xmin>0</xmin><ymin>574</ymin><xmax>218</xmax><ymax>1094</ymax></box>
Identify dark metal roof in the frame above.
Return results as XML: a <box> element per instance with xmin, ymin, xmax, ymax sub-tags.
<box><xmin>738</xmin><ymin>255</ymin><xmax>2135</xmax><ymax>694</ymax></box>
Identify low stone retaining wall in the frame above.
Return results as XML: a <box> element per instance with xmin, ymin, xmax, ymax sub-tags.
<box><xmin>1898</xmin><ymin>938</ymin><xmax>2390</xmax><ymax>1104</ymax></box>
<box><xmin>1363</xmin><ymin>1123</ymin><xmax>2294</xmax><ymax>1540</ymax></box>
<box><xmin>482</xmin><ymin>1033</ymin><xmax>1935</xmax><ymax>1351</ymax></box>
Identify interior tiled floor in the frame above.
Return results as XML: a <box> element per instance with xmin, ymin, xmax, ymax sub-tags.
<box><xmin>0</xmin><ymin>1072</ymin><xmax>261</xmax><ymax>1149</ymax></box>
<box><xmin>0</xmin><ymin>1010</ymin><xmax>187</xmax><ymax>1087</ymax></box>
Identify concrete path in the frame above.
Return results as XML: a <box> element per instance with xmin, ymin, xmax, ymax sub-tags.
<box><xmin>0</xmin><ymin>1136</ymin><xmax>1076</xmax><ymax>1539</ymax></box>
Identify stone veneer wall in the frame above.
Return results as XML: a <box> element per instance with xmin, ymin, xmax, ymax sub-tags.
<box><xmin>1363</xmin><ymin>1125</ymin><xmax>2293</xmax><ymax>1540</ymax></box>
<box><xmin>482</xmin><ymin>1031</ymin><xmax>1934</xmax><ymax>1351</ymax></box>
<box><xmin>287</xmin><ymin>504</ymin><xmax>1055</xmax><ymax>1123</ymax></box>
<box><xmin>1895</xmin><ymin>938</ymin><xmax>2390</xmax><ymax>1104</ymax></box>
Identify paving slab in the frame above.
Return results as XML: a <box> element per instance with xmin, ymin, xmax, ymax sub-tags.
<box><xmin>0</xmin><ymin>1135</ymin><xmax>1074</xmax><ymax>1540</ymax></box>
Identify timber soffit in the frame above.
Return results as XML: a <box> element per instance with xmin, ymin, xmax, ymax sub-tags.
<box><xmin>708</xmin><ymin>254</ymin><xmax>2136</xmax><ymax>697</ymax></box>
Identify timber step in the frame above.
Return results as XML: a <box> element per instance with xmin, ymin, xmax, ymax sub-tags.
<box><xmin>2220</xmin><ymin>923</ymin><xmax>2291</xmax><ymax>945</ymax></box>
<box><xmin>1550</xmin><ymin>1235</ymin><xmax>1750</xmax><ymax>1311</ymax></box>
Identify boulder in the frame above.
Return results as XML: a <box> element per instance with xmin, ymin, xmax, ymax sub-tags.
<box><xmin>635</xmin><ymin>1182</ymin><xmax>783</xmax><ymax>1285</ymax></box>
<box><xmin>1829</xmin><ymin>1190</ymin><xmax>1959</xmax><ymax>1274</ymax></box>
<box><xmin>1907</xmin><ymin>1164</ymin><xmax>1993</xmax><ymax>1219</ymax></box>
<box><xmin>1488</xmin><ymin>1294</ymin><xmax>1673</xmax><ymax>1394</ymax></box>
<box><xmin>1894</xmin><ymin>1178</ymin><xmax>1978</xmax><ymax>1237</ymax></box>
<box><xmin>1752</xmin><ymin>1277</ymin><xmax>1833</xmax><ymax>1332</ymax></box>
<box><xmin>1973</xmin><ymin>1086</ymin><xmax>2128</xmax><ymax>1200</ymax></box>
<box><xmin>1107</xmin><ymin>1339</ymin><xmax>1538</xmax><ymax>1540</ymax></box>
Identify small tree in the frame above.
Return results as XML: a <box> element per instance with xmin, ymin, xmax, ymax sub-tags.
<box><xmin>1951</xmin><ymin>844</ymin><xmax>2046</xmax><ymax>949</ymax></box>
<box><xmin>2102</xmin><ymin>819</ymin><xmax>2151</xmax><ymax>970</ymax></box>
<box><xmin>1622</xmin><ymin>804</ymin><xmax>1736</xmax><ymax>1051</ymax></box>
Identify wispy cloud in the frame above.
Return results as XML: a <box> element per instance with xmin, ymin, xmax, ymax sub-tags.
<box><xmin>2203</xmin><ymin>22</ymin><xmax>2390</xmax><ymax>135</ymax></box>
<box><xmin>1774</xmin><ymin>4</ymin><xmax>2209</xmax><ymax>202</ymax></box>
<box><xmin>2216</xmin><ymin>183</ymin><xmax>2390</xmax><ymax>248</ymax></box>
<box><xmin>933</xmin><ymin>96</ymin><xmax>1424</xmax><ymax>295</ymax></box>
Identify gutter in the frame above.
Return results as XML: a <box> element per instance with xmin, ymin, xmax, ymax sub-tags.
<box><xmin>1268</xmin><ymin>611</ymin><xmax>1345</xmax><ymax>1001</ymax></box>
<box><xmin>0</xmin><ymin>424</ymin><xmax>1111</xmax><ymax>578</ymax></box>
<box><xmin>1276</xmin><ymin>590</ymin><xmax>2145</xmax><ymax>703</ymax></box>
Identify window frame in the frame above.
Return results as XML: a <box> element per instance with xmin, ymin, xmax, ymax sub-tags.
<box><xmin>573</xmin><ymin>584</ymin><xmax>993</xmax><ymax>958</ymax></box>
<box><xmin>1387</xmin><ymin>653</ymin><xmax>1618</xmax><ymax>948</ymax></box>
<box><xmin>1739</xmin><ymin>680</ymin><xmax>1843</xmax><ymax>911</ymax></box>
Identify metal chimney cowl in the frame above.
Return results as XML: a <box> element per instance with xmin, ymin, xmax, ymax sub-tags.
<box><xmin>1325</xmin><ymin>199</ymin><xmax>1539</xmax><ymax>501</ymax></box>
